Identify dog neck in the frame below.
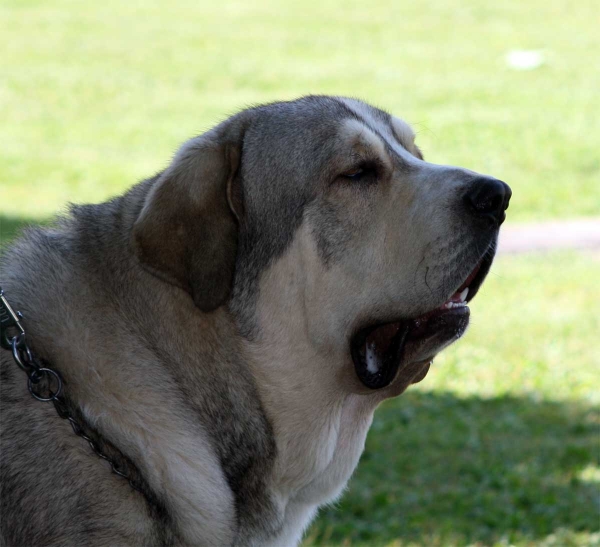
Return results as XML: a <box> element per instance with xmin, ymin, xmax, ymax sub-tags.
<box><xmin>238</xmin><ymin>225</ymin><xmax>379</xmax><ymax>513</ymax></box>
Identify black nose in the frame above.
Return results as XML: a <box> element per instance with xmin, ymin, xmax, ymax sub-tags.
<box><xmin>463</xmin><ymin>177</ymin><xmax>512</xmax><ymax>225</ymax></box>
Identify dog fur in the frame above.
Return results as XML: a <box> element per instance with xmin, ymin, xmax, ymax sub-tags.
<box><xmin>0</xmin><ymin>96</ymin><xmax>509</xmax><ymax>546</ymax></box>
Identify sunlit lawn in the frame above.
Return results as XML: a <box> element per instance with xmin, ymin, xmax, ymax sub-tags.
<box><xmin>1</xmin><ymin>0</ymin><xmax>598</xmax><ymax>223</ymax></box>
<box><xmin>1</xmin><ymin>0</ymin><xmax>599</xmax><ymax>545</ymax></box>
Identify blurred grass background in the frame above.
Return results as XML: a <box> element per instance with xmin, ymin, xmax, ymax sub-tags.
<box><xmin>1</xmin><ymin>0</ymin><xmax>598</xmax><ymax>546</ymax></box>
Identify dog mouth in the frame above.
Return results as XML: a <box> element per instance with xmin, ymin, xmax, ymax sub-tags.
<box><xmin>351</xmin><ymin>248</ymin><xmax>495</xmax><ymax>390</ymax></box>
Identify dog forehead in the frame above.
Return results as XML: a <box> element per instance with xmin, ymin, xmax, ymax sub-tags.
<box><xmin>241</xmin><ymin>96</ymin><xmax>398</xmax><ymax>176</ymax></box>
<box><xmin>337</xmin><ymin>99</ymin><xmax>422</xmax><ymax>161</ymax></box>
<box><xmin>247</xmin><ymin>97</ymin><xmax>349</xmax><ymax>150</ymax></box>
<box><xmin>240</xmin><ymin>98</ymin><xmax>352</xmax><ymax>198</ymax></box>
<box><xmin>336</xmin><ymin>97</ymin><xmax>394</xmax><ymax>135</ymax></box>
<box><xmin>238</xmin><ymin>96</ymin><xmax>412</xmax><ymax>223</ymax></box>
<box><xmin>337</xmin><ymin>118</ymin><xmax>387</xmax><ymax>158</ymax></box>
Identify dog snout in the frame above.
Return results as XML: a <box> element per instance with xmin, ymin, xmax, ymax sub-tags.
<box><xmin>462</xmin><ymin>176</ymin><xmax>512</xmax><ymax>226</ymax></box>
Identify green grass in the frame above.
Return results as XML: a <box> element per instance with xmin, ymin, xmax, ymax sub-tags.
<box><xmin>304</xmin><ymin>251</ymin><xmax>600</xmax><ymax>547</ymax></box>
<box><xmin>1</xmin><ymin>0</ymin><xmax>599</xmax><ymax>222</ymax></box>
<box><xmin>1</xmin><ymin>2</ymin><xmax>599</xmax><ymax>545</ymax></box>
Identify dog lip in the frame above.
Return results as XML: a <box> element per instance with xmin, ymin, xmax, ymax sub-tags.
<box><xmin>351</xmin><ymin>321</ymin><xmax>411</xmax><ymax>390</ymax></box>
<box><xmin>351</xmin><ymin>239</ymin><xmax>497</xmax><ymax>391</ymax></box>
<box><xmin>350</xmin><ymin>256</ymin><xmax>485</xmax><ymax>391</ymax></box>
<box><xmin>464</xmin><ymin>241</ymin><xmax>497</xmax><ymax>303</ymax></box>
<box><xmin>407</xmin><ymin>305</ymin><xmax>470</xmax><ymax>342</ymax></box>
<box><xmin>351</xmin><ymin>307</ymin><xmax>470</xmax><ymax>390</ymax></box>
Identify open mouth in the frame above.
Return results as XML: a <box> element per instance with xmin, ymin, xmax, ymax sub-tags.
<box><xmin>351</xmin><ymin>247</ymin><xmax>495</xmax><ymax>390</ymax></box>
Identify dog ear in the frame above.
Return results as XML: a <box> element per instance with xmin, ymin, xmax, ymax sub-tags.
<box><xmin>132</xmin><ymin>117</ymin><xmax>248</xmax><ymax>312</ymax></box>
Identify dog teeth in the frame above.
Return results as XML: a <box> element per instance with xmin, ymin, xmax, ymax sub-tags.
<box><xmin>443</xmin><ymin>301</ymin><xmax>468</xmax><ymax>309</ymax></box>
<box><xmin>459</xmin><ymin>288</ymin><xmax>469</xmax><ymax>302</ymax></box>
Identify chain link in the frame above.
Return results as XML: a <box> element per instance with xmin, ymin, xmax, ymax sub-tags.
<box><xmin>1</xmin><ymin>287</ymin><xmax>142</xmax><ymax>494</ymax></box>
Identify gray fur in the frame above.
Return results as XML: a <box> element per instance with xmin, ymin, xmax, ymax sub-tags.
<box><xmin>0</xmin><ymin>96</ymin><xmax>508</xmax><ymax>546</ymax></box>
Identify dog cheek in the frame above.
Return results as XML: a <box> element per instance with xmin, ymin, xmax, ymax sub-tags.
<box><xmin>410</xmin><ymin>362</ymin><xmax>431</xmax><ymax>384</ymax></box>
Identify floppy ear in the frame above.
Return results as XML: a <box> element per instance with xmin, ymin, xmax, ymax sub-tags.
<box><xmin>132</xmin><ymin>118</ymin><xmax>247</xmax><ymax>312</ymax></box>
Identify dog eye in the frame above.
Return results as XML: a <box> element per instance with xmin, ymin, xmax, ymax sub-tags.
<box><xmin>340</xmin><ymin>164</ymin><xmax>377</xmax><ymax>182</ymax></box>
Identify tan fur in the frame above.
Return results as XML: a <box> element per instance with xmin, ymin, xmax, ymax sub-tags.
<box><xmin>1</xmin><ymin>96</ymin><xmax>508</xmax><ymax>547</ymax></box>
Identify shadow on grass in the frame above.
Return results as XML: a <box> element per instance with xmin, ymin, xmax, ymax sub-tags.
<box><xmin>306</xmin><ymin>391</ymin><xmax>599</xmax><ymax>546</ymax></box>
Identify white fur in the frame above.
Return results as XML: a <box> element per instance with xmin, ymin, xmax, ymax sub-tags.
<box><xmin>239</xmin><ymin>114</ymin><xmax>478</xmax><ymax>543</ymax></box>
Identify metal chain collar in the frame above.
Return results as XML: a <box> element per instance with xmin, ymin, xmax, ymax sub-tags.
<box><xmin>0</xmin><ymin>287</ymin><xmax>142</xmax><ymax>493</ymax></box>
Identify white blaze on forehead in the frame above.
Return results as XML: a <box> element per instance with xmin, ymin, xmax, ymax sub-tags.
<box><xmin>338</xmin><ymin>98</ymin><xmax>388</xmax><ymax>133</ymax></box>
<box><xmin>339</xmin><ymin>118</ymin><xmax>387</xmax><ymax>160</ymax></box>
<box><xmin>337</xmin><ymin>97</ymin><xmax>418</xmax><ymax>160</ymax></box>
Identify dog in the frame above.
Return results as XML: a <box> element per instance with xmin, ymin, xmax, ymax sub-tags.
<box><xmin>0</xmin><ymin>95</ymin><xmax>511</xmax><ymax>546</ymax></box>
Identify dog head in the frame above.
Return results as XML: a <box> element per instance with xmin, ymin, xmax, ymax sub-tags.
<box><xmin>132</xmin><ymin>96</ymin><xmax>511</xmax><ymax>395</ymax></box>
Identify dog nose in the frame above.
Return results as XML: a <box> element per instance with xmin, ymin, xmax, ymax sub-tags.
<box><xmin>463</xmin><ymin>177</ymin><xmax>512</xmax><ymax>225</ymax></box>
